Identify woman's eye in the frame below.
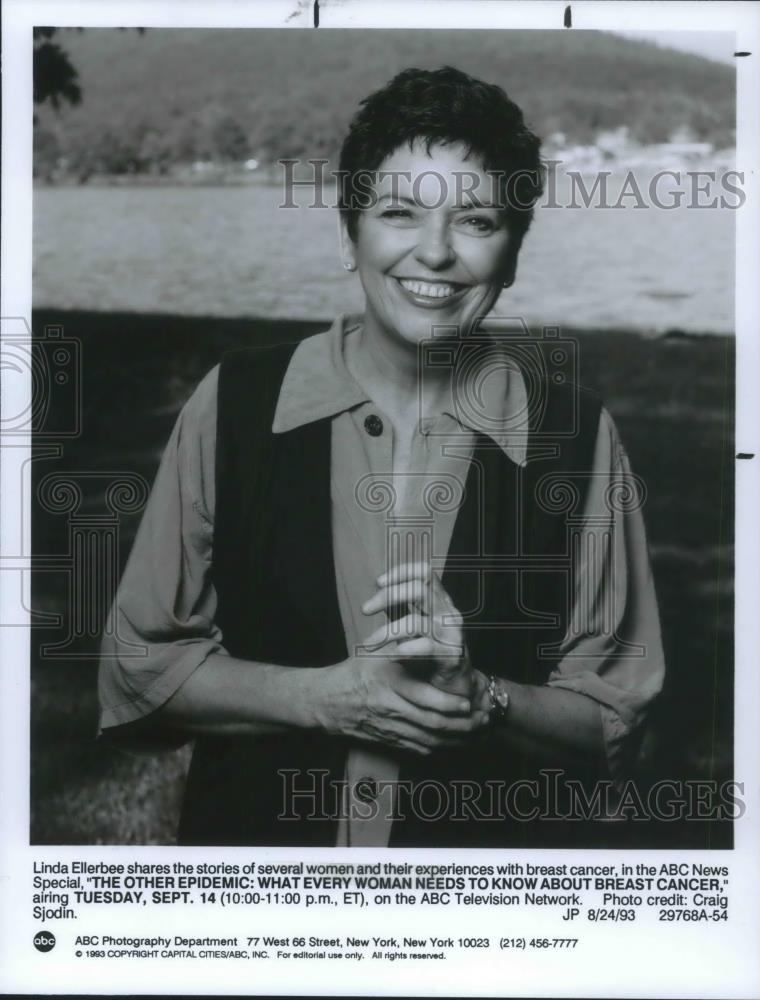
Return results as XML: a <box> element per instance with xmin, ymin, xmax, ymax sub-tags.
<box><xmin>459</xmin><ymin>216</ymin><xmax>496</xmax><ymax>233</ymax></box>
<box><xmin>380</xmin><ymin>208</ymin><xmax>413</xmax><ymax>220</ymax></box>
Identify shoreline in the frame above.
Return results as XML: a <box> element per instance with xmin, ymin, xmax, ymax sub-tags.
<box><xmin>30</xmin><ymin>307</ymin><xmax>733</xmax><ymax>342</ymax></box>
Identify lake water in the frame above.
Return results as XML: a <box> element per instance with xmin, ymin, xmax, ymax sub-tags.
<box><xmin>33</xmin><ymin>180</ymin><xmax>734</xmax><ymax>334</ymax></box>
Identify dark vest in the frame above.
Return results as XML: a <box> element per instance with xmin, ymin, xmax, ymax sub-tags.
<box><xmin>178</xmin><ymin>338</ymin><xmax>612</xmax><ymax>847</ymax></box>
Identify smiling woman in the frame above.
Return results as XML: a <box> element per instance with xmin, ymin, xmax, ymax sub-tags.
<box><xmin>98</xmin><ymin>66</ymin><xmax>665</xmax><ymax>847</ymax></box>
<box><xmin>340</xmin><ymin>142</ymin><xmax>515</xmax><ymax>343</ymax></box>
<box><xmin>337</xmin><ymin>66</ymin><xmax>541</xmax><ymax>352</ymax></box>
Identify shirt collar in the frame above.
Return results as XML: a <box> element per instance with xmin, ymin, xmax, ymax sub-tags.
<box><xmin>272</xmin><ymin>314</ymin><xmax>529</xmax><ymax>467</ymax></box>
<box><xmin>272</xmin><ymin>315</ymin><xmax>368</xmax><ymax>433</ymax></box>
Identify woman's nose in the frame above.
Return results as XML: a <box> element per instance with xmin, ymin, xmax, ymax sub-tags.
<box><xmin>413</xmin><ymin>221</ymin><xmax>456</xmax><ymax>270</ymax></box>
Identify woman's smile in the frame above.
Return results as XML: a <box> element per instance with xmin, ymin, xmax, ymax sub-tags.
<box><xmin>392</xmin><ymin>276</ymin><xmax>471</xmax><ymax>308</ymax></box>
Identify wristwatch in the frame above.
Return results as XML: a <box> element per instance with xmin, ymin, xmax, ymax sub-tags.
<box><xmin>486</xmin><ymin>674</ymin><xmax>510</xmax><ymax>724</ymax></box>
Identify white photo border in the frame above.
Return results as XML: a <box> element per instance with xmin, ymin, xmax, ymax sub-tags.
<box><xmin>2</xmin><ymin>1</ymin><xmax>759</xmax><ymax>996</ymax></box>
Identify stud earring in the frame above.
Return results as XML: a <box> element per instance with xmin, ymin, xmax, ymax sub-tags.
<box><xmin>343</xmin><ymin>261</ymin><xmax>356</xmax><ymax>272</ymax></box>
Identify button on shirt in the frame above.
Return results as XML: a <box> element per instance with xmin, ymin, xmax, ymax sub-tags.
<box><xmin>99</xmin><ymin>314</ymin><xmax>665</xmax><ymax>847</ymax></box>
<box><xmin>363</xmin><ymin>414</ymin><xmax>384</xmax><ymax>437</ymax></box>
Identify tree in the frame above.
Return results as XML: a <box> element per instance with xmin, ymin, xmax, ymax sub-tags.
<box><xmin>33</xmin><ymin>27</ymin><xmax>82</xmax><ymax>111</ymax></box>
<box><xmin>212</xmin><ymin>115</ymin><xmax>251</xmax><ymax>162</ymax></box>
<box><xmin>34</xmin><ymin>27</ymin><xmax>144</xmax><ymax>111</ymax></box>
<box><xmin>33</xmin><ymin>127</ymin><xmax>61</xmax><ymax>180</ymax></box>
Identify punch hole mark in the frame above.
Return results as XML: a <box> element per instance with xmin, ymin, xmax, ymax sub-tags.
<box><xmin>564</xmin><ymin>5</ymin><xmax>572</xmax><ymax>28</ymax></box>
<box><xmin>736</xmin><ymin>453</ymin><xmax>754</xmax><ymax>460</ymax></box>
<box><xmin>733</xmin><ymin>52</ymin><xmax>751</xmax><ymax>57</ymax></box>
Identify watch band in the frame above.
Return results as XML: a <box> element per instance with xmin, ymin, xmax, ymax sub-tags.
<box><xmin>486</xmin><ymin>674</ymin><xmax>510</xmax><ymax>723</ymax></box>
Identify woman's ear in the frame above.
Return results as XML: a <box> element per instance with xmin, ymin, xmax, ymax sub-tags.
<box><xmin>338</xmin><ymin>214</ymin><xmax>357</xmax><ymax>272</ymax></box>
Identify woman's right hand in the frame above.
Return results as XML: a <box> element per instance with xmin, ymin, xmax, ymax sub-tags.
<box><xmin>313</xmin><ymin>655</ymin><xmax>489</xmax><ymax>756</ymax></box>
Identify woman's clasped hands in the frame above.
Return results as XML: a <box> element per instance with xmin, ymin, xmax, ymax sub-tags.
<box><xmin>317</xmin><ymin>561</ymin><xmax>490</xmax><ymax>756</ymax></box>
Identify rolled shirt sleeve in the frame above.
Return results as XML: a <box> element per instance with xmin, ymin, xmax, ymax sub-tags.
<box><xmin>98</xmin><ymin>365</ymin><xmax>223</xmax><ymax>739</ymax></box>
<box><xmin>544</xmin><ymin>407</ymin><xmax>665</xmax><ymax>782</ymax></box>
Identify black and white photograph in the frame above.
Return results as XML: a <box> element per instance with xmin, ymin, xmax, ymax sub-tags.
<box><xmin>28</xmin><ymin>21</ymin><xmax>737</xmax><ymax>849</ymax></box>
<box><xmin>2</xmin><ymin>1</ymin><xmax>759</xmax><ymax>996</ymax></box>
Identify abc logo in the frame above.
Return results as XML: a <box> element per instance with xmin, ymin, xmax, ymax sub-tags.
<box><xmin>33</xmin><ymin>929</ymin><xmax>56</xmax><ymax>953</ymax></box>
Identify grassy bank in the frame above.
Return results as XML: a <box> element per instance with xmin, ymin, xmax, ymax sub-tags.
<box><xmin>29</xmin><ymin>310</ymin><xmax>734</xmax><ymax>846</ymax></box>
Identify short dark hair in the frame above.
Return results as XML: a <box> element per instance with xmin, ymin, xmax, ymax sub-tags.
<box><xmin>338</xmin><ymin>66</ymin><xmax>544</xmax><ymax>243</ymax></box>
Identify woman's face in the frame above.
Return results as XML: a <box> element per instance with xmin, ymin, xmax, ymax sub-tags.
<box><xmin>342</xmin><ymin>140</ymin><xmax>519</xmax><ymax>350</ymax></box>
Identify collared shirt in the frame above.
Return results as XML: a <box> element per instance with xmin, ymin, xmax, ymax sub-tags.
<box><xmin>99</xmin><ymin>314</ymin><xmax>665</xmax><ymax>846</ymax></box>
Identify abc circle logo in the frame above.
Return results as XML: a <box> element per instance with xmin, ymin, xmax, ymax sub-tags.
<box><xmin>34</xmin><ymin>929</ymin><xmax>56</xmax><ymax>953</ymax></box>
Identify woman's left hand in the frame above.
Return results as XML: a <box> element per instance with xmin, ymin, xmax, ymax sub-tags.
<box><xmin>362</xmin><ymin>561</ymin><xmax>479</xmax><ymax>699</ymax></box>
